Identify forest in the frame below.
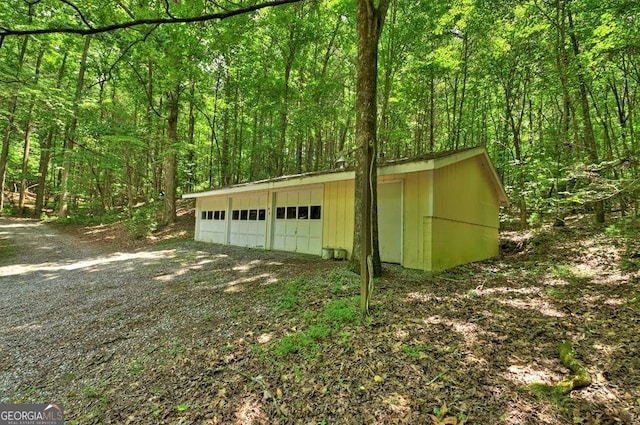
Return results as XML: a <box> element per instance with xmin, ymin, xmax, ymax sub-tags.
<box><xmin>0</xmin><ymin>0</ymin><xmax>639</xmax><ymax>229</ymax></box>
<box><xmin>2</xmin><ymin>2</ymin><xmax>640</xmax><ymax>423</ymax></box>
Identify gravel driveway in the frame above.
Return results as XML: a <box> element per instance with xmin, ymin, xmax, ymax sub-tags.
<box><xmin>0</xmin><ymin>218</ymin><xmax>175</xmax><ymax>397</ymax></box>
<box><xmin>0</xmin><ymin>216</ymin><xmax>329</xmax><ymax>422</ymax></box>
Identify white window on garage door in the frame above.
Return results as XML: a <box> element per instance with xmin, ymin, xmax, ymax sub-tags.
<box><xmin>198</xmin><ymin>199</ymin><xmax>227</xmax><ymax>244</ymax></box>
<box><xmin>229</xmin><ymin>194</ymin><xmax>267</xmax><ymax>248</ymax></box>
<box><xmin>272</xmin><ymin>188</ymin><xmax>323</xmax><ymax>255</ymax></box>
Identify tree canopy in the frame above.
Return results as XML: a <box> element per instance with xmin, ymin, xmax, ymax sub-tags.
<box><xmin>0</xmin><ymin>0</ymin><xmax>638</xmax><ymax>227</ymax></box>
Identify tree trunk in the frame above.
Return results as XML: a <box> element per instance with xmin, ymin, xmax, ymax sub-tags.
<box><xmin>59</xmin><ymin>36</ymin><xmax>92</xmax><ymax>218</ymax></box>
<box><xmin>18</xmin><ymin>50</ymin><xmax>43</xmax><ymax>212</ymax></box>
<box><xmin>353</xmin><ymin>0</ymin><xmax>389</xmax><ymax>314</ymax></box>
<box><xmin>221</xmin><ymin>72</ymin><xmax>232</xmax><ymax>186</ymax></box>
<box><xmin>0</xmin><ymin>37</ymin><xmax>29</xmax><ymax>211</ymax></box>
<box><xmin>378</xmin><ymin>0</ymin><xmax>397</xmax><ymax>159</ymax></box>
<box><xmin>186</xmin><ymin>81</ymin><xmax>196</xmax><ymax>193</ymax></box>
<box><xmin>35</xmin><ymin>52</ymin><xmax>68</xmax><ymax>217</ymax></box>
<box><xmin>567</xmin><ymin>8</ymin><xmax>604</xmax><ymax>223</ymax></box>
<box><xmin>429</xmin><ymin>74</ymin><xmax>435</xmax><ymax>152</ymax></box>
<box><xmin>453</xmin><ymin>34</ymin><xmax>469</xmax><ymax>149</ymax></box>
<box><xmin>162</xmin><ymin>83</ymin><xmax>181</xmax><ymax>225</ymax></box>
<box><xmin>278</xmin><ymin>25</ymin><xmax>297</xmax><ymax>176</ymax></box>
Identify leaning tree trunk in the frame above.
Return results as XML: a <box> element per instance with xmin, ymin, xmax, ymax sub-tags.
<box><xmin>353</xmin><ymin>0</ymin><xmax>389</xmax><ymax>314</ymax></box>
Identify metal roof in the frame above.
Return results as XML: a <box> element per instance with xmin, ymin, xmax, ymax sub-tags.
<box><xmin>183</xmin><ymin>146</ymin><xmax>509</xmax><ymax>206</ymax></box>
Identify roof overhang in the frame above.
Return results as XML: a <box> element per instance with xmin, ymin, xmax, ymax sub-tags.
<box><xmin>183</xmin><ymin>146</ymin><xmax>509</xmax><ymax>207</ymax></box>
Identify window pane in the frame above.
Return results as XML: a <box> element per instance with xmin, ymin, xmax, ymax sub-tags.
<box><xmin>258</xmin><ymin>209</ymin><xmax>266</xmax><ymax>221</ymax></box>
<box><xmin>298</xmin><ymin>206</ymin><xmax>309</xmax><ymax>219</ymax></box>
<box><xmin>232</xmin><ymin>210</ymin><xmax>240</xmax><ymax>220</ymax></box>
<box><xmin>310</xmin><ymin>205</ymin><xmax>321</xmax><ymax>219</ymax></box>
<box><xmin>276</xmin><ymin>207</ymin><xmax>285</xmax><ymax>219</ymax></box>
<box><xmin>240</xmin><ymin>210</ymin><xmax>248</xmax><ymax>220</ymax></box>
<box><xmin>207</xmin><ymin>211</ymin><xmax>214</xmax><ymax>220</ymax></box>
<box><xmin>214</xmin><ymin>211</ymin><xmax>220</xmax><ymax>220</ymax></box>
<box><xmin>249</xmin><ymin>209</ymin><xmax>258</xmax><ymax>220</ymax></box>
<box><xmin>220</xmin><ymin>210</ymin><xmax>226</xmax><ymax>220</ymax></box>
<box><xmin>201</xmin><ymin>211</ymin><xmax>207</xmax><ymax>220</ymax></box>
<box><xmin>287</xmin><ymin>206</ymin><xmax>297</xmax><ymax>219</ymax></box>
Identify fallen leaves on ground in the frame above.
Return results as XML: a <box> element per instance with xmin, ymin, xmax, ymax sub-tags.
<box><xmin>2</xmin><ymin>216</ymin><xmax>638</xmax><ymax>424</ymax></box>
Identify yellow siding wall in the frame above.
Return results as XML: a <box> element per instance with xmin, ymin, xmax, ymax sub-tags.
<box><xmin>427</xmin><ymin>157</ymin><xmax>500</xmax><ymax>271</ymax></box>
<box><xmin>425</xmin><ymin>217</ymin><xmax>498</xmax><ymax>272</ymax></box>
<box><xmin>433</xmin><ymin>156</ymin><xmax>499</xmax><ymax>227</ymax></box>
<box><xmin>323</xmin><ymin>180</ymin><xmax>355</xmax><ymax>257</ymax></box>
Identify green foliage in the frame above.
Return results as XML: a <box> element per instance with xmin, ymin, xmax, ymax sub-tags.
<box><xmin>317</xmin><ymin>298</ymin><xmax>357</xmax><ymax>328</ymax></box>
<box><xmin>621</xmin><ymin>258</ymin><xmax>639</xmax><ymax>273</ymax></box>
<box><xmin>525</xmin><ymin>382</ymin><xmax>572</xmax><ymax>408</ymax></box>
<box><xmin>1</xmin><ymin>0</ymin><xmax>639</xmax><ymax>229</ymax></box>
<box><xmin>125</xmin><ymin>205</ymin><xmax>158</xmax><ymax>240</ymax></box>
<box><xmin>530</xmin><ymin>232</ymin><xmax>552</xmax><ymax>247</ymax></box>
<box><xmin>176</xmin><ymin>403</ymin><xmax>190</xmax><ymax>412</ymax></box>
<box><xmin>274</xmin><ymin>332</ymin><xmax>317</xmax><ymax>357</ymax></box>
<box><xmin>605</xmin><ymin>223</ymin><xmax>623</xmax><ymax>237</ymax></box>
<box><xmin>402</xmin><ymin>344</ymin><xmax>427</xmax><ymax>359</ymax></box>
<box><xmin>272</xmin><ymin>296</ymin><xmax>359</xmax><ymax>358</ymax></box>
<box><xmin>0</xmin><ymin>238</ymin><xmax>17</xmax><ymax>260</ymax></box>
<box><xmin>54</xmin><ymin>211</ymin><xmax>122</xmax><ymax>226</ymax></box>
<box><xmin>550</xmin><ymin>264</ymin><xmax>574</xmax><ymax>280</ymax></box>
<box><xmin>545</xmin><ymin>287</ymin><xmax>564</xmax><ymax>300</ymax></box>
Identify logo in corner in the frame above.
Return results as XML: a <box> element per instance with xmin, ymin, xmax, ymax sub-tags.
<box><xmin>0</xmin><ymin>403</ymin><xmax>64</xmax><ymax>425</ymax></box>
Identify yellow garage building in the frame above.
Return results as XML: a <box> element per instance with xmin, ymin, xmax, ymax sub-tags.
<box><xmin>182</xmin><ymin>146</ymin><xmax>508</xmax><ymax>272</ymax></box>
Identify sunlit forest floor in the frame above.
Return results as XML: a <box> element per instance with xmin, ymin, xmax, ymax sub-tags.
<box><xmin>1</xmin><ymin>210</ymin><xmax>639</xmax><ymax>424</ymax></box>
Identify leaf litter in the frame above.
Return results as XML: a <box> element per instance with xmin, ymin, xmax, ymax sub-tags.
<box><xmin>0</xmin><ymin>216</ymin><xmax>638</xmax><ymax>424</ymax></box>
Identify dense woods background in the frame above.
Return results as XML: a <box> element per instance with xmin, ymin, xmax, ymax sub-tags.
<box><xmin>1</xmin><ymin>0</ymin><xmax>639</xmax><ymax>228</ymax></box>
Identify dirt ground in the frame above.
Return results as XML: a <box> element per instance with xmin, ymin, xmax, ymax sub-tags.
<box><xmin>1</xmin><ymin>213</ymin><xmax>639</xmax><ymax>424</ymax></box>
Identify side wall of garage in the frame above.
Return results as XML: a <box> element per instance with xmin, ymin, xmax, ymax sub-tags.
<box><xmin>427</xmin><ymin>156</ymin><xmax>500</xmax><ymax>271</ymax></box>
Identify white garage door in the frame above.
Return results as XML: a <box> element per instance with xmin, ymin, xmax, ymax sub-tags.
<box><xmin>229</xmin><ymin>194</ymin><xmax>268</xmax><ymax>248</ymax></box>
<box><xmin>273</xmin><ymin>188</ymin><xmax>323</xmax><ymax>255</ymax></box>
<box><xmin>377</xmin><ymin>180</ymin><xmax>402</xmax><ymax>263</ymax></box>
<box><xmin>198</xmin><ymin>198</ymin><xmax>227</xmax><ymax>244</ymax></box>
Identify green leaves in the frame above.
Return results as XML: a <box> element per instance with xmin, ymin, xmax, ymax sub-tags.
<box><xmin>0</xmin><ymin>0</ymin><xmax>637</xmax><ymax>224</ymax></box>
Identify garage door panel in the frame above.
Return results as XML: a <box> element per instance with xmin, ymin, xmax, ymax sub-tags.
<box><xmin>229</xmin><ymin>194</ymin><xmax>267</xmax><ymax>248</ymax></box>
<box><xmin>198</xmin><ymin>199</ymin><xmax>227</xmax><ymax>244</ymax></box>
<box><xmin>285</xmin><ymin>221</ymin><xmax>297</xmax><ymax>236</ymax></box>
<box><xmin>285</xmin><ymin>235</ymin><xmax>296</xmax><ymax>251</ymax></box>
<box><xmin>309</xmin><ymin>222</ymin><xmax>322</xmax><ymax>238</ymax></box>
<box><xmin>273</xmin><ymin>188</ymin><xmax>323</xmax><ymax>255</ymax></box>
<box><xmin>309</xmin><ymin>237</ymin><xmax>322</xmax><ymax>254</ymax></box>
<box><xmin>296</xmin><ymin>237</ymin><xmax>309</xmax><ymax>253</ymax></box>
<box><xmin>298</xmin><ymin>191</ymin><xmax>310</xmax><ymax>206</ymax></box>
<box><xmin>297</xmin><ymin>221</ymin><xmax>310</xmax><ymax>234</ymax></box>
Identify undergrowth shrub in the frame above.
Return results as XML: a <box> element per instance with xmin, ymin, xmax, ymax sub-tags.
<box><xmin>54</xmin><ymin>211</ymin><xmax>121</xmax><ymax>226</ymax></box>
<box><xmin>126</xmin><ymin>206</ymin><xmax>158</xmax><ymax>239</ymax></box>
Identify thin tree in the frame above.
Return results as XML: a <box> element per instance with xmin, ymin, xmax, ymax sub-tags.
<box><xmin>59</xmin><ymin>35</ymin><xmax>91</xmax><ymax>218</ymax></box>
